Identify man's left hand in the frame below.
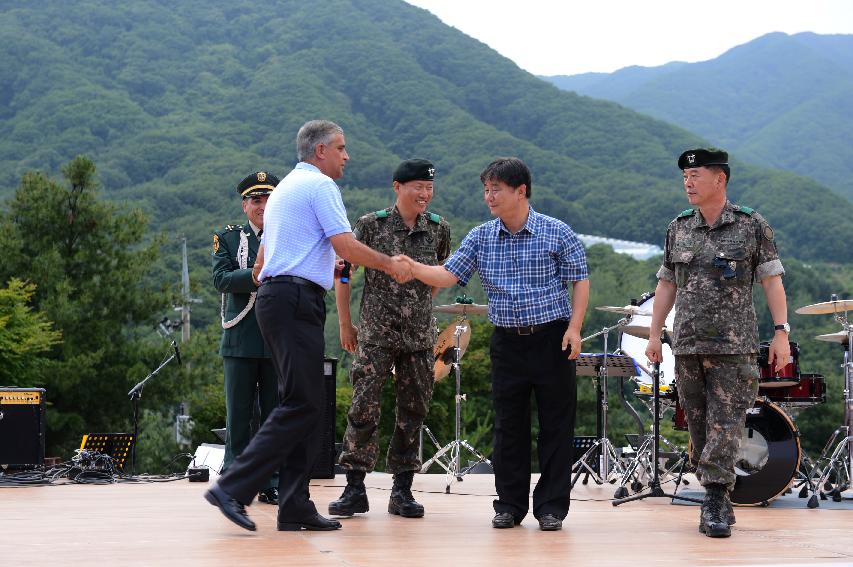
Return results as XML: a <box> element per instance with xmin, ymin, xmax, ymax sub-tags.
<box><xmin>562</xmin><ymin>327</ymin><xmax>581</xmax><ymax>360</ymax></box>
<box><xmin>768</xmin><ymin>333</ymin><xmax>791</xmax><ymax>373</ymax></box>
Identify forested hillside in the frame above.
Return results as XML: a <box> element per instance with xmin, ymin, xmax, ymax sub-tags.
<box><xmin>545</xmin><ymin>32</ymin><xmax>853</xmax><ymax>202</ymax></box>
<box><xmin>1</xmin><ymin>1</ymin><xmax>851</xmax><ymax>283</ymax></box>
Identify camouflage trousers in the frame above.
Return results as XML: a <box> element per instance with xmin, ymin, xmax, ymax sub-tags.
<box><xmin>675</xmin><ymin>354</ymin><xmax>759</xmax><ymax>490</ymax></box>
<box><xmin>338</xmin><ymin>343</ymin><xmax>435</xmax><ymax>474</ymax></box>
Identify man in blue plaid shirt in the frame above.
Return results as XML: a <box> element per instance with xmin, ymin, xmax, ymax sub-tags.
<box><xmin>404</xmin><ymin>157</ymin><xmax>589</xmax><ymax>531</ymax></box>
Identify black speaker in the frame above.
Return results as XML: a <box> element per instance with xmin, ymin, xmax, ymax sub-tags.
<box><xmin>0</xmin><ymin>388</ymin><xmax>46</xmax><ymax>468</ymax></box>
<box><xmin>311</xmin><ymin>357</ymin><xmax>337</xmax><ymax>479</ymax></box>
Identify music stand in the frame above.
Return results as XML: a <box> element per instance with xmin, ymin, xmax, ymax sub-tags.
<box><xmin>79</xmin><ymin>433</ymin><xmax>135</xmax><ymax>471</ymax></box>
<box><xmin>571</xmin><ymin>352</ymin><xmax>638</xmax><ymax>486</ymax></box>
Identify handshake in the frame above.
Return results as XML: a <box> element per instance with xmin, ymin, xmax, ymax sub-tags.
<box><xmin>388</xmin><ymin>254</ymin><xmax>417</xmax><ymax>283</ymax></box>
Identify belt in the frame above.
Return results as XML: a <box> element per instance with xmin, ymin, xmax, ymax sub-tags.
<box><xmin>263</xmin><ymin>275</ymin><xmax>325</xmax><ymax>295</ymax></box>
<box><xmin>495</xmin><ymin>320</ymin><xmax>567</xmax><ymax>336</ymax></box>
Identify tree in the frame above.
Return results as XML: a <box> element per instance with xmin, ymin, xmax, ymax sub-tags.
<box><xmin>0</xmin><ymin>156</ymin><xmax>174</xmax><ymax>459</ymax></box>
<box><xmin>0</xmin><ymin>279</ymin><xmax>61</xmax><ymax>385</ymax></box>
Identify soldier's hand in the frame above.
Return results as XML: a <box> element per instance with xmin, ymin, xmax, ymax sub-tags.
<box><xmin>768</xmin><ymin>333</ymin><xmax>791</xmax><ymax>373</ymax></box>
<box><xmin>251</xmin><ymin>263</ymin><xmax>262</xmax><ymax>287</ymax></box>
<box><xmin>340</xmin><ymin>322</ymin><xmax>358</xmax><ymax>353</ymax></box>
<box><xmin>389</xmin><ymin>255</ymin><xmax>414</xmax><ymax>283</ymax></box>
<box><xmin>646</xmin><ymin>336</ymin><xmax>663</xmax><ymax>364</ymax></box>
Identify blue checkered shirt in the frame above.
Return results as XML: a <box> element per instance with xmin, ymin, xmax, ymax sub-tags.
<box><xmin>443</xmin><ymin>208</ymin><xmax>588</xmax><ymax>327</ymax></box>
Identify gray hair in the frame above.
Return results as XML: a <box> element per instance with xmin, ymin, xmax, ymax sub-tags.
<box><xmin>296</xmin><ymin>120</ymin><xmax>344</xmax><ymax>162</ymax></box>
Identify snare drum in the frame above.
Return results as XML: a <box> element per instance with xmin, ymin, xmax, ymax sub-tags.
<box><xmin>757</xmin><ymin>341</ymin><xmax>800</xmax><ymax>388</ymax></box>
<box><xmin>763</xmin><ymin>373</ymin><xmax>826</xmax><ymax>407</ymax></box>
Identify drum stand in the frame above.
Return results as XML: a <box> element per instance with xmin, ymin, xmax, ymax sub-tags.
<box><xmin>809</xmin><ymin>321</ymin><xmax>853</xmax><ymax>503</ymax></box>
<box><xmin>613</xmin><ymin>352</ymin><xmax>701</xmax><ymax>508</ymax></box>
<box><xmin>420</xmin><ymin>317</ymin><xmax>491</xmax><ymax>493</ymax></box>
<box><xmin>571</xmin><ymin>319</ymin><xmax>634</xmax><ymax>487</ymax></box>
<box><xmin>615</xmin><ymin>361</ymin><xmax>691</xmax><ymax>498</ymax></box>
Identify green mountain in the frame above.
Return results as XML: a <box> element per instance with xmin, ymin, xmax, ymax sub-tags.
<box><xmin>544</xmin><ymin>32</ymin><xmax>853</xmax><ymax>202</ymax></box>
<box><xmin>1</xmin><ymin>2</ymin><xmax>851</xmax><ymax>271</ymax></box>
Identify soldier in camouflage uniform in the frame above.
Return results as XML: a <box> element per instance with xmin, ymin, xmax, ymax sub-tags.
<box><xmin>329</xmin><ymin>159</ymin><xmax>451</xmax><ymax>519</ymax></box>
<box><xmin>212</xmin><ymin>171</ymin><xmax>281</xmax><ymax>505</ymax></box>
<box><xmin>646</xmin><ymin>149</ymin><xmax>791</xmax><ymax>538</ymax></box>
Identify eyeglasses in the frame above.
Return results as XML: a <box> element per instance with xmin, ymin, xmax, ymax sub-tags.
<box><xmin>483</xmin><ymin>187</ymin><xmax>509</xmax><ymax>196</ymax></box>
<box><xmin>713</xmin><ymin>256</ymin><xmax>737</xmax><ymax>280</ymax></box>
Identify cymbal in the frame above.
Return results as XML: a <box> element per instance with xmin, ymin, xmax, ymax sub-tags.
<box><xmin>433</xmin><ymin>320</ymin><xmax>471</xmax><ymax>381</ymax></box>
<box><xmin>814</xmin><ymin>330</ymin><xmax>850</xmax><ymax>345</ymax></box>
<box><xmin>595</xmin><ymin>305</ymin><xmax>652</xmax><ymax>316</ymax></box>
<box><xmin>433</xmin><ymin>302</ymin><xmax>488</xmax><ymax>316</ymax></box>
<box><xmin>795</xmin><ymin>299</ymin><xmax>853</xmax><ymax>315</ymax></box>
<box><xmin>621</xmin><ymin>323</ymin><xmax>671</xmax><ymax>341</ymax></box>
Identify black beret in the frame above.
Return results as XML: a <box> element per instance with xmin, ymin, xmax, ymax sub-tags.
<box><xmin>237</xmin><ymin>171</ymin><xmax>280</xmax><ymax>198</ymax></box>
<box><xmin>678</xmin><ymin>148</ymin><xmax>729</xmax><ymax>170</ymax></box>
<box><xmin>393</xmin><ymin>158</ymin><xmax>435</xmax><ymax>184</ymax></box>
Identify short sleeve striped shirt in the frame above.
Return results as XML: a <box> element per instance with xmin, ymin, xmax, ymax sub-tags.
<box><xmin>443</xmin><ymin>208</ymin><xmax>588</xmax><ymax>327</ymax></box>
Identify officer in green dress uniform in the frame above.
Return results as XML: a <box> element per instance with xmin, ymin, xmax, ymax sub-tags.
<box><xmin>212</xmin><ymin>171</ymin><xmax>282</xmax><ymax>505</ymax></box>
<box><xmin>330</xmin><ymin>159</ymin><xmax>451</xmax><ymax>519</ymax></box>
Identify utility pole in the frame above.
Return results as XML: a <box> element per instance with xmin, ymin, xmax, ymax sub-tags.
<box><xmin>176</xmin><ymin>237</ymin><xmax>202</xmax><ymax>342</ymax></box>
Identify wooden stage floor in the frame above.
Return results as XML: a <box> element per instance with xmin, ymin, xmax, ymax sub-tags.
<box><xmin>2</xmin><ymin>472</ymin><xmax>852</xmax><ymax>566</ymax></box>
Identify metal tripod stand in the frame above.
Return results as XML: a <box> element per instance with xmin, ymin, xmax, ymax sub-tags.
<box><xmin>613</xmin><ymin>358</ymin><xmax>701</xmax><ymax>507</ymax></box>
<box><xmin>571</xmin><ymin>318</ymin><xmax>634</xmax><ymax>486</ymax></box>
<box><xmin>810</xmin><ymin>320</ymin><xmax>853</xmax><ymax>502</ymax></box>
<box><xmin>421</xmin><ymin>317</ymin><xmax>491</xmax><ymax>493</ymax></box>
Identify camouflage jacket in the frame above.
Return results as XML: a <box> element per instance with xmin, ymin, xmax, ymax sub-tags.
<box><xmin>355</xmin><ymin>206</ymin><xmax>451</xmax><ymax>351</ymax></box>
<box><xmin>212</xmin><ymin>223</ymin><xmax>270</xmax><ymax>359</ymax></box>
<box><xmin>656</xmin><ymin>201</ymin><xmax>784</xmax><ymax>355</ymax></box>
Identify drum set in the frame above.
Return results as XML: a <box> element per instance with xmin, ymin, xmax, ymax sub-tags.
<box><xmin>596</xmin><ymin>293</ymin><xmax>853</xmax><ymax>507</ymax></box>
<box><xmin>418</xmin><ymin>292</ymin><xmax>853</xmax><ymax>507</ymax></box>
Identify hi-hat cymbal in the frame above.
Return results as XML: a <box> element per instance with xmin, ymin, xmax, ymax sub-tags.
<box><xmin>814</xmin><ymin>330</ymin><xmax>850</xmax><ymax>345</ymax></box>
<box><xmin>795</xmin><ymin>299</ymin><xmax>853</xmax><ymax>315</ymax></box>
<box><xmin>433</xmin><ymin>320</ymin><xmax>471</xmax><ymax>381</ymax></box>
<box><xmin>433</xmin><ymin>302</ymin><xmax>488</xmax><ymax>316</ymax></box>
<box><xmin>595</xmin><ymin>305</ymin><xmax>652</xmax><ymax>316</ymax></box>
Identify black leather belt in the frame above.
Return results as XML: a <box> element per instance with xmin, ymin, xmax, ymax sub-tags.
<box><xmin>264</xmin><ymin>275</ymin><xmax>325</xmax><ymax>295</ymax></box>
<box><xmin>496</xmin><ymin>320</ymin><xmax>567</xmax><ymax>336</ymax></box>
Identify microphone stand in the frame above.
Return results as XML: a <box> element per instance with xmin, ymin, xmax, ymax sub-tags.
<box><xmin>612</xmin><ymin>330</ymin><xmax>700</xmax><ymax>507</ymax></box>
<box><xmin>127</xmin><ymin>341</ymin><xmax>180</xmax><ymax>475</ymax></box>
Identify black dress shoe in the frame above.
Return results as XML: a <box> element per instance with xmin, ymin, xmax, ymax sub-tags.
<box><xmin>491</xmin><ymin>512</ymin><xmax>519</xmax><ymax>529</ymax></box>
<box><xmin>204</xmin><ymin>485</ymin><xmax>256</xmax><ymax>531</ymax></box>
<box><xmin>258</xmin><ymin>487</ymin><xmax>279</xmax><ymax>505</ymax></box>
<box><xmin>537</xmin><ymin>514</ymin><xmax>563</xmax><ymax>531</ymax></box>
<box><xmin>278</xmin><ymin>512</ymin><xmax>342</xmax><ymax>531</ymax></box>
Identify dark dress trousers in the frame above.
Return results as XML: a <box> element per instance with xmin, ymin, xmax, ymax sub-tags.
<box><xmin>215</xmin><ymin>279</ymin><xmax>327</xmax><ymax>521</ymax></box>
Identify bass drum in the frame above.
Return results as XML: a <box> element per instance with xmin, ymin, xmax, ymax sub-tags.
<box><xmin>618</xmin><ymin>293</ymin><xmax>676</xmax><ymax>389</ymax></box>
<box><xmin>731</xmin><ymin>399</ymin><xmax>801</xmax><ymax>505</ymax></box>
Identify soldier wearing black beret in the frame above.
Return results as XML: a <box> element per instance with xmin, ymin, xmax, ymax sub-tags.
<box><xmin>646</xmin><ymin>148</ymin><xmax>790</xmax><ymax>538</ymax></box>
<box><xmin>330</xmin><ymin>158</ymin><xmax>450</xmax><ymax>519</ymax></box>
<box><xmin>212</xmin><ymin>171</ymin><xmax>281</xmax><ymax>505</ymax></box>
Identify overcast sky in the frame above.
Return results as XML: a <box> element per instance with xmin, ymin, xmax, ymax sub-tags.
<box><xmin>405</xmin><ymin>0</ymin><xmax>853</xmax><ymax>76</ymax></box>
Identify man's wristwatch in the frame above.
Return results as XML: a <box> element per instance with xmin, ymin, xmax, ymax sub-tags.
<box><xmin>774</xmin><ymin>323</ymin><xmax>791</xmax><ymax>334</ymax></box>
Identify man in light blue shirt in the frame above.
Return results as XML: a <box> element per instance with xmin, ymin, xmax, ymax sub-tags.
<box><xmin>404</xmin><ymin>157</ymin><xmax>589</xmax><ymax>532</ymax></box>
<box><xmin>205</xmin><ymin>120</ymin><xmax>411</xmax><ymax>533</ymax></box>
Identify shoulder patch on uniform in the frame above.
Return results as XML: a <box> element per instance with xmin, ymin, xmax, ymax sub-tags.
<box><xmin>428</xmin><ymin>212</ymin><xmax>442</xmax><ymax>224</ymax></box>
<box><xmin>677</xmin><ymin>208</ymin><xmax>695</xmax><ymax>218</ymax></box>
<box><xmin>224</xmin><ymin>224</ymin><xmax>243</xmax><ymax>231</ymax></box>
<box><xmin>212</xmin><ymin>234</ymin><xmax>220</xmax><ymax>253</ymax></box>
<box><xmin>763</xmin><ymin>225</ymin><xmax>774</xmax><ymax>241</ymax></box>
<box><xmin>735</xmin><ymin>206</ymin><xmax>755</xmax><ymax>216</ymax></box>
<box><xmin>374</xmin><ymin>210</ymin><xmax>389</xmax><ymax>218</ymax></box>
